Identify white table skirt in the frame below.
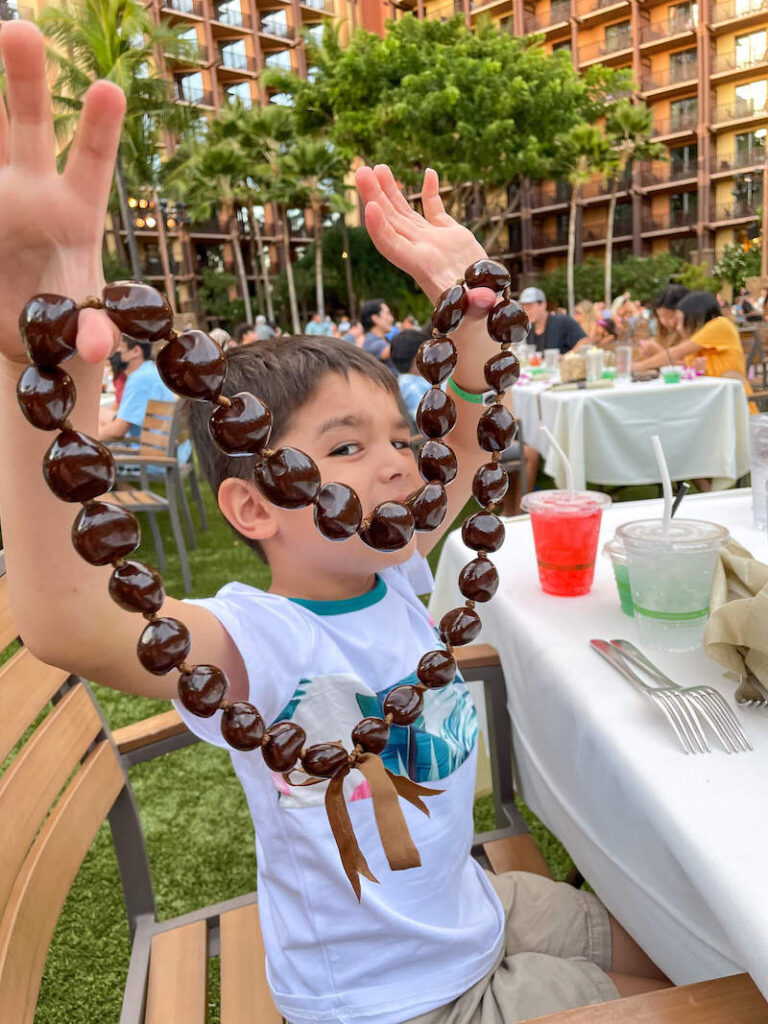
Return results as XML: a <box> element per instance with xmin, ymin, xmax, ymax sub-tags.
<box><xmin>511</xmin><ymin>377</ymin><xmax>751</xmax><ymax>491</ymax></box>
<box><xmin>430</xmin><ymin>490</ymin><xmax>768</xmax><ymax>995</ymax></box>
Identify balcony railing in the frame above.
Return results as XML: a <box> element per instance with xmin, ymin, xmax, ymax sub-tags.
<box><xmin>218</xmin><ymin>49</ymin><xmax>258</xmax><ymax>71</ymax></box>
<box><xmin>144</xmin><ymin>259</ymin><xmax>182</xmax><ymax>277</ymax></box>
<box><xmin>528</xmin><ymin>2</ymin><xmax>570</xmax><ymax>29</ymax></box>
<box><xmin>711</xmin><ymin>200</ymin><xmax>760</xmax><ymax>221</ymax></box>
<box><xmin>212</xmin><ymin>6</ymin><xmax>252</xmax><ymax>28</ymax></box>
<box><xmin>531</xmin><ymin>228</ymin><xmax>569</xmax><ymax>248</ymax></box>
<box><xmin>577</xmin><ymin>0</ymin><xmax>628</xmax><ymax>15</ymax></box>
<box><xmin>652</xmin><ymin>110</ymin><xmax>698</xmax><ymax>135</ymax></box>
<box><xmin>162</xmin><ymin>0</ymin><xmax>204</xmax><ymax>15</ymax></box>
<box><xmin>188</xmin><ymin>217</ymin><xmax>228</xmax><ymax>234</ymax></box>
<box><xmin>529</xmin><ymin>182</ymin><xmax>571</xmax><ymax>207</ymax></box>
<box><xmin>641</xmin><ymin>61</ymin><xmax>698</xmax><ymax>90</ymax></box>
<box><xmin>176</xmin><ymin>84</ymin><xmax>214</xmax><ymax>105</ymax></box>
<box><xmin>301</xmin><ymin>0</ymin><xmax>335</xmax><ymax>12</ymax></box>
<box><xmin>640</xmin><ymin>15</ymin><xmax>697</xmax><ymax>43</ymax></box>
<box><xmin>711</xmin><ymin>148</ymin><xmax>766</xmax><ymax>172</ymax></box>
<box><xmin>712</xmin><ymin>98</ymin><xmax>768</xmax><ymax>123</ymax></box>
<box><xmin>171</xmin><ymin>43</ymin><xmax>208</xmax><ymax>63</ymax></box>
<box><xmin>711</xmin><ymin>0</ymin><xmax>768</xmax><ymax>21</ymax></box>
<box><xmin>579</xmin><ymin>30</ymin><xmax>633</xmax><ymax>62</ymax></box>
<box><xmin>711</xmin><ymin>49</ymin><xmax>768</xmax><ymax>75</ymax></box>
<box><xmin>582</xmin><ymin>213</ymin><xmax>633</xmax><ymax>240</ymax></box>
<box><xmin>642</xmin><ymin>209</ymin><xmax>697</xmax><ymax>231</ymax></box>
<box><xmin>260</xmin><ymin>19</ymin><xmax>295</xmax><ymax>38</ymax></box>
<box><xmin>641</xmin><ymin>161</ymin><xmax>698</xmax><ymax>185</ymax></box>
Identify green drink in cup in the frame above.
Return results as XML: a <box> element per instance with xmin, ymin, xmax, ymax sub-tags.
<box><xmin>603</xmin><ymin>537</ymin><xmax>633</xmax><ymax>616</ymax></box>
<box><xmin>616</xmin><ymin>519</ymin><xmax>729</xmax><ymax>652</ymax></box>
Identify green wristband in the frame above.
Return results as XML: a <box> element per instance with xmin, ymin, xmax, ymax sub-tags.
<box><xmin>447</xmin><ymin>376</ymin><xmax>486</xmax><ymax>404</ymax></box>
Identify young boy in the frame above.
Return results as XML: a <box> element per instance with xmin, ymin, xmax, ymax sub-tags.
<box><xmin>0</xmin><ymin>20</ymin><xmax>669</xmax><ymax>1024</ymax></box>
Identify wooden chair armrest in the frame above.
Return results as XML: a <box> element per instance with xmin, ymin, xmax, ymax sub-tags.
<box><xmin>455</xmin><ymin>643</ymin><xmax>500</xmax><ymax>671</ymax></box>
<box><xmin>527</xmin><ymin>973</ymin><xmax>768</xmax><ymax>1023</ymax></box>
<box><xmin>111</xmin><ymin>453</ymin><xmax>177</xmax><ymax>467</ymax></box>
<box><xmin>113</xmin><ymin>709</ymin><xmax>189</xmax><ymax>754</ymax></box>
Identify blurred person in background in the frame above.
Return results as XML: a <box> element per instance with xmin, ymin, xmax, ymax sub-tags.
<box><xmin>650</xmin><ymin>284</ymin><xmax>689</xmax><ymax>348</ymax></box>
<box><xmin>519</xmin><ymin>286</ymin><xmax>585</xmax><ymax>353</ymax></box>
<box><xmin>390</xmin><ymin>328</ymin><xmax>432</xmax><ymax>421</ymax></box>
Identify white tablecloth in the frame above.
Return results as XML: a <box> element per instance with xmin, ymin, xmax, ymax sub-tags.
<box><xmin>430</xmin><ymin>490</ymin><xmax>768</xmax><ymax>995</ymax></box>
<box><xmin>511</xmin><ymin>377</ymin><xmax>751</xmax><ymax>491</ymax></box>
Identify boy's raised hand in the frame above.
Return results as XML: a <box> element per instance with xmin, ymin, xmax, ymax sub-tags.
<box><xmin>0</xmin><ymin>21</ymin><xmax>125</xmax><ymax>364</ymax></box>
<box><xmin>355</xmin><ymin>164</ymin><xmax>498</xmax><ymax>327</ymax></box>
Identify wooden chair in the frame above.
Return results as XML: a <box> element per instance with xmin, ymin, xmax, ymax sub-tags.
<box><xmin>2</xmin><ymin>561</ymin><xmax>767</xmax><ymax>1023</ymax></box>
<box><xmin>745</xmin><ymin>328</ymin><xmax>768</xmax><ymax>389</ymax></box>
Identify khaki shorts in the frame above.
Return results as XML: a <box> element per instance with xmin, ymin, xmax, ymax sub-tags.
<box><xmin>402</xmin><ymin>871</ymin><xmax>620</xmax><ymax>1024</ymax></box>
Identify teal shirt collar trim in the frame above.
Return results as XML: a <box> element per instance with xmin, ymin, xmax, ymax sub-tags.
<box><xmin>289</xmin><ymin>575</ymin><xmax>387</xmax><ymax>615</ymax></box>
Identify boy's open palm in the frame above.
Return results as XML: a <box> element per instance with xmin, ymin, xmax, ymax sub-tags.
<box><xmin>0</xmin><ymin>21</ymin><xmax>125</xmax><ymax>364</ymax></box>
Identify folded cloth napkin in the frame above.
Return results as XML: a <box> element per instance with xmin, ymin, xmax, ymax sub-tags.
<box><xmin>703</xmin><ymin>538</ymin><xmax>768</xmax><ymax>689</ymax></box>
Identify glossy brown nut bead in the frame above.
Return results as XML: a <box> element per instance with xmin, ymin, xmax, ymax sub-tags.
<box><xmin>262</xmin><ymin>721</ymin><xmax>306</xmax><ymax>772</ymax></box>
<box><xmin>477</xmin><ymin>405</ymin><xmax>516</xmax><ymax>453</ymax></box>
<box><xmin>314</xmin><ymin>482</ymin><xmax>363</xmax><ymax>540</ymax></box>
<box><xmin>17</xmin><ymin>365</ymin><xmax>76</xmax><ymax>430</ymax></box>
<box><xmin>301</xmin><ymin>742</ymin><xmax>349</xmax><ymax>779</ymax></box>
<box><xmin>417</xmin><ymin>649</ymin><xmax>456</xmax><ymax>689</ymax></box>
<box><xmin>383</xmin><ymin>684</ymin><xmax>424</xmax><ymax>725</ymax></box>
<box><xmin>417</xmin><ymin>388</ymin><xmax>457</xmax><ymax>439</ymax></box>
<box><xmin>255</xmin><ymin>447</ymin><xmax>321</xmax><ymax>508</ymax></box>
<box><xmin>407</xmin><ymin>482</ymin><xmax>447</xmax><ymax>532</ymax></box>
<box><xmin>209</xmin><ymin>392</ymin><xmax>271</xmax><ymax>455</ymax></box>
<box><xmin>102</xmin><ymin>282</ymin><xmax>173</xmax><ymax>341</ymax></box>
<box><xmin>137</xmin><ymin>617</ymin><xmax>191</xmax><ymax>675</ymax></box>
<box><xmin>222</xmin><ymin>702</ymin><xmax>266</xmax><ymax>750</ymax></box>
<box><xmin>359</xmin><ymin>501</ymin><xmax>415</xmax><ymax>551</ymax></box>
<box><xmin>472</xmin><ymin>463</ymin><xmax>509</xmax><ymax>507</ymax></box>
<box><xmin>416</xmin><ymin>337</ymin><xmax>457</xmax><ymax>385</ymax></box>
<box><xmin>484</xmin><ymin>350</ymin><xmax>521</xmax><ymax>392</ymax></box>
<box><xmin>439</xmin><ymin>606</ymin><xmax>482</xmax><ymax>647</ymax></box>
<box><xmin>157</xmin><ymin>330</ymin><xmax>227</xmax><ymax>401</ymax></box>
<box><xmin>109</xmin><ymin>560</ymin><xmax>165</xmax><ymax>613</ymax></box>
<box><xmin>43</xmin><ymin>430</ymin><xmax>115</xmax><ymax>502</ymax></box>
<box><xmin>462</xmin><ymin>510</ymin><xmax>505</xmax><ymax>552</ymax></box>
<box><xmin>487</xmin><ymin>297</ymin><xmax>529</xmax><ymax>346</ymax></box>
<box><xmin>178</xmin><ymin>665</ymin><xmax>229</xmax><ymax>718</ymax></box>
<box><xmin>419</xmin><ymin>439</ymin><xmax>458</xmax><ymax>484</ymax></box>
<box><xmin>72</xmin><ymin>501</ymin><xmax>141</xmax><ymax>565</ymax></box>
<box><xmin>351</xmin><ymin>717</ymin><xmax>390</xmax><ymax>754</ymax></box>
<box><xmin>19</xmin><ymin>294</ymin><xmax>79</xmax><ymax>366</ymax></box>
<box><xmin>459</xmin><ymin>556</ymin><xmax>499</xmax><ymax>603</ymax></box>
<box><xmin>431</xmin><ymin>284</ymin><xmax>468</xmax><ymax>335</ymax></box>
<box><xmin>464</xmin><ymin>259</ymin><xmax>511</xmax><ymax>293</ymax></box>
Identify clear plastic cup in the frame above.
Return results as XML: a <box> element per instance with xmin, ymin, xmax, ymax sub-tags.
<box><xmin>748</xmin><ymin>413</ymin><xmax>768</xmax><ymax>529</ymax></box>
<box><xmin>616</xmin><ymin>519</ymin><xmax>729</xmax><ymax>652</ymax></box>
<box><xmin>521</xmin><ymin>490</ymin><xmax>612</xmax><ymax>596</ymax></box>
<box><xmin>615</xmin><ymin>344</ymin><xmax>632</xmax><ymax>385</ymax></box>
<box><xmin>603</xmin><ymin>537</ymin><xmax>633</xmax><ymax>616</ymax></box>
<box><xmin>660</xmin><ymin>364</ymin><xmax>682</xmax><ymax>384</ymax></box>
<box><xmin>544</xmin><ymin>348</ymin><xmax>560</xmax><ymax>374</ymax></box>
<box><xmin>586</xmin><ymin>348</ymin><xmax>604</xmax><ymax>382</ymax></box>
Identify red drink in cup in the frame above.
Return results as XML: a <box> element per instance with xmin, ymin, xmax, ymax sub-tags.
<box><xmin>521</xmin><ymin>490</ymin><xmax>611</xmax><ymax>596</ymax></box>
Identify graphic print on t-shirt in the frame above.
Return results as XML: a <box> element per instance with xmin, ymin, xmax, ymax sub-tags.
<box><xmin>271</xmin><ymin>667</ymin><xmax>478</xmax><ymax>809</ymax></box>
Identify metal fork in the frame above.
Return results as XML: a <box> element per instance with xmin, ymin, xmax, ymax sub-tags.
<box><xmin>590</xmin><ymin>639</ymin><xmax>710</xmax><ymax>754</ymax></box>
<box><xmin>609</xmin><ymin>639</ymin><xmax>752</xmax><ymax>754</ymax></box>
<box><xmin>735</xmin><ymin>670</ymin><xmax>768</xmax><ymax>708</ymax></box>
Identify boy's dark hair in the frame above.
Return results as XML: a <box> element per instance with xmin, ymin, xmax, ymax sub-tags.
<box><xmin>187</xmin><ymin>335</ymin><xmax>400</xmax><ymax>562</ymax></box>
<box><xmin>124</xmin><ymin>336</ymin><xmax>152</xmax><ymax>360</ymax></box>
<box><xmin>360</xmin><ymin>299</ymin><xmax>386</xmax><ymax>332</ymax></box>
<box><xmin>390</xmin><ymin>328</ymin><xmax>430</xmax><ymax>374</ymax></box>
<box><xmin>676</xmin><ymin>291</ymin><xmax>722</xmax><ymax>336</ymax></box>
<box><xmin>234</xmin><ymin>322</ymin><xmax>254</xmax><ymax>343</ymax></box>
<box><xmin>652</xmin><ymin>284</ymin><xmax>689</xmax><ymax>312</ymax></box>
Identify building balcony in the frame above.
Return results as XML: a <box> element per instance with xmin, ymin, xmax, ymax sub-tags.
<box><xmin>260</xmin><ymin>18</ymin><xmax>295</xmax><ymax>39</ymax></box>
<box><xmin>175</xmin><ymin>84</ymin><xmax>215</xmax><ymax>106</ymax></box>
<box><xmin>576</xmin><ymin>0</ymin><xmax>630</xmax><ymax>25</ymax></box>
<box><xmin>710</xmin><ymin>0</ymin><xmax>768</xmax><ymax>27</ymax></box>
<box><xmin>0</xmin><ymin>2</ymin><xmax>34</xmax><ymax>19</ymax></box>
<box><xmin>711</xmin><ymin>49</ymin><xmax>768</xmax><ymax>79</ymax></box>
<box><xmin>160</xmin><ymin>0</ymin><xmax>205</xmax><ymax>17</ymax></box>
<box><xmin>531</xmin><ymin>228</ymin><xmax>569</xmax><ymax>250</ymax></box>
<box><xmin>640</xmin><ymin>61</ymin><xmax>698</xmax><ymax>93</ymax></box>
<box><xmin>652</xmin><ymin>111</ymin><xmax>698</xmax><ymax>138</ymax></box>
<box><xmin>639</xmin><ymin>15</ymin><xmax>697</xmax><ymax>47</ymax></box>
<box><xmin>144</xmin><ymin>259</ymin><xmax>182</xmax><ymax>278</ymax></box>
<box><xmin>211</xmin><ymin>6</ymin><xmax>252</xmax><ymax>30</ymax></box>
<box><xmin>642</xmin><ymin>209</ymin><xmax>697</xmax><ymax>232</ymax></box>
<box><xmin>711</xmin><ymin>149</ymin><xmax>766</xmax><ymax>174</ymax></box>
<box><xmin>218</xmin><ymin>50</ymin><xmax>258</xmax><ymax>73</ymax></box>
<box><xmin>529</xmin><ymin>182</ymin><xmax>571</xmax><ymax>209</ymax></box>
<box><xmin>527</xmin><ymin>2</ymin><xmax>570</xmax><ymax>31</ymax></box>
<box><xmin>300</xmin><ymin>0</ymin><xmax>335</xmax><ymax>16</ymax></box>
<box><xmin>640</xmin><ymin>161</ymin><xmax>698</xmax><ymax>187</ymax></box>
<box><xmin>580</xmin><ymin>175</ymin><xmax>630</xmax><ymax>201</ymax></box>
<box><xmin>188</xmin><ymin>217</ymin><xmax>229</xmax><ymax>236</ymax></box>
<box><xmin>710</xmin><ymin>200</ymin><xmax>760</xmax><ymax>224</ymax></box>
<box><xmin>168</xmin><ymin>43</ymin><xmax>209</xmax><ymax>66</ymax></box>
<box><xmin>578</xmin><ymin>32</ymin><xmax>633</xmax><ymax>65</ymax></box>
<box><xmin>711</xmin><ymin>98</ymin><xmax>768</xmax><ymax>128</ymax></box>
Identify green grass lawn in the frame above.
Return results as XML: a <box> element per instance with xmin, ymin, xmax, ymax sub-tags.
<box><xmin>24</xmin><ymin>471</ymin><xmax>664</xmax><ymax>1023</ymax></box>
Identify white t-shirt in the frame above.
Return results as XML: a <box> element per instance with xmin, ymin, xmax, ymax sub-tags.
<box><xmin>174</xmin><ymin>552</ymin><xmax>503</xmax><ymax>1024</ymax></box>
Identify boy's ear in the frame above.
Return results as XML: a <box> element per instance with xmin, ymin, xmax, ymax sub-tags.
<box><xmin>217</xmin><ymin>477</ymin><xmax>278</xmax><ymax>543</ymax></box>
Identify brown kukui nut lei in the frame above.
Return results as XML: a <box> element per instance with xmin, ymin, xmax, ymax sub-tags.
<box><xmin>16</xmin><ymin>259</ymin><xmax>528</xmax><ymax>899</ymax></box>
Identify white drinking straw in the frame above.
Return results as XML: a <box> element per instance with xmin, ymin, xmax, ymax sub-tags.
<box><xmin>540</xmin><ymin>425</ymin><xmax>574</xmax><ymax>495</ymax></box>
<box><xmin>651</xmin><ymin>434</ymin><xmax>673</xmax><ymax>533</ymax></box>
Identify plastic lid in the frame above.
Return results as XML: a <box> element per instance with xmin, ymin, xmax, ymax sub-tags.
<box><xmin>616</xmin><ymin>518</ymin><xmax>729</xmax><ymax>553</ymax></box>
<box><xmin>521</xmin><ymin>490</ymin><xmax>612</xmax><ymax>516</ymax></box>
<box><xmin>602</xmin><ymin>537</ymin><xmax>627</xmax><ymax>563</ymax></box>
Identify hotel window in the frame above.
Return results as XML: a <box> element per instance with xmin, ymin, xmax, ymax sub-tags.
<box><xmin>225</xmin><ymin>82</ymin><xmax>252</xmax><ymax>107</ymax></box>
<box><xmin>735</xmin><ymin>30</ymin><xmax>767</xmax><ymax>68</ymax></box>
<box><xmin>262</xmin><ymin>9</ymin><xmax>289</xmax><ymax>36</ymax></box>
<box><xmin>670</xmin><ymin>142</ymin><xmax>697</xmax><ymax>174</ymax></box>
<box><xmin>604</xmin><ymin>20</ymin><xmax>631</xmax><ymax>52</ymax></box>
<box><xmin>669</xmin><ymin>1</ymin><xmax>698</xmax><ymax>29</ymax></box>
<box><xmin>220</xmin><ymin>40</ymin><xmax>247</xmax><ymax>71</ymax></box>
<box><xmin>265</xmin><ymin>51</ymin><xmax>292</xmax><ymax>72</ymax></box>
<box><xmin>670</xmin><ymin>96</ymin><xmax>697</xmax><ymax>129</ymax></box>
<box><xmin>670</xmin><ymin>48</ymin><xmax>697</xmax><ymax>82</ymax></box>
<box><xmin>735</xmin><ymin>128</ymin><xmax>766</xmax><ymax>162</ymax></box>
<box><xmin>178</xmin><ymin>72</ymin><xmax>204</xmax><ymax>103</ymax></box>
<box><xmin>735</xmin><ymin>79</ymin><xmax>767</xmax><ymax>115</ymax></box>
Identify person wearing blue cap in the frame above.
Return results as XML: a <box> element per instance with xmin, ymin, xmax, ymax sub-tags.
<box><xmin>519</xmin><ymin>287</ymin><xmax>585</xmax><ymax>354</ymax></box>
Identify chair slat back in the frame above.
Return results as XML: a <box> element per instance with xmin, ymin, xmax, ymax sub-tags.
<box><xmin>0</xmin><ymin>739</ymin><xmax>124</xmax><ymax>1024</ymax></box>
<box><xmin>138</xmin><ymin>400</ymin><xmax>175</xmax><ymax>458</ymax></box>
<box><xmin>0</xmin><ymin>648</ymin><xmax>71</xmax><ymax>767</ymax></box>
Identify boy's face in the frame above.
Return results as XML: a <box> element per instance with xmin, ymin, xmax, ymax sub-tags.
<box><xmin>259</xmin><ymin>371</ymin><xmax>422</xmax><ymax>578</ymax></box>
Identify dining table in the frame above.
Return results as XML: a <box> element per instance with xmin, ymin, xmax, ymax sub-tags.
<box><xmin>430</xmin><ymin>488</ymin><xmax>768</xmax><ymax>997</ymax></box>
<box><xmin>511</xmin><ymin>376</ymin><xmax>751</xmax><ymax>491</ymax></box>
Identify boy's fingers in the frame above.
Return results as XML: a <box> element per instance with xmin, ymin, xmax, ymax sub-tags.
<box><xmin>464</xmin><ymin>287</ymin><xmax>497</xmax><ymax>317</ymax></box>
<box><xmin>373</xmin><ymin>164</ymin><xmax>418</xmax><ymax>221</ymax></box>
<box><xmin>363</xmin><ymin>201</ymin><xmax>416</xmax><ymax>273</ymax></box>
<box><xmin>1</xmin><ymin>21</ymin><xmax>56</xmax><ymax>174</ymax></box>
<box><xmin>64</xmin><ymin>80</ymin><xmax>126</xmax><ymax>209</ymax></box>
<box><xmin>421</xmin><ymin>168</ymin><xmax>452</xmax><ymax>226</ymax></box>
<box><xmin>356</xmin><ymin>164</ymin><xmax>420</xmax><ymax>243</ymax></box>
<box><xmin>76</xmin><ymin>306</ymin><xmax>118</xmax><ymax>364</ymax></box>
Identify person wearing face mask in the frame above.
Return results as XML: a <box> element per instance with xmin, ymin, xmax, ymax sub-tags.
<box><xmin>98</xmin><ymin>334</ymin><xmax>178</xmax><ymax>442</ymax></box>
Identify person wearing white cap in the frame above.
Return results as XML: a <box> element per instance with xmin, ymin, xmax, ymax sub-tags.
<box><xmin>519</xmin><ymin>286</ymin><xmax>585</xmax><ymax>354</ymax></box>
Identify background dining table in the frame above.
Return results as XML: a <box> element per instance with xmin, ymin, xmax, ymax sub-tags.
<box><xmin>430</xmin><ymin>489</ymin><xmax>768</xmax><ymax>997</ymax></box>
<box><xmin>511</xmin><ymin>376</ymin><xmax>751</xmax><ymax>491</ymax></box>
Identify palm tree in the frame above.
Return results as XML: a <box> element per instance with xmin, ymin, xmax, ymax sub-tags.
<box><xmin>603</xmin><ymin>100</ymin><xmax>668</xmax><ymax>306</ymax></box>
<box><xmin>278</xmin><ymin>138</ymin><xmax>352</xmax><ymax>319</ymax></box>
<box><xmin>556</xmin><ymin>124</ymin><xmax>618</xmax><ymax>315</ymax></box>
<box><xmin>39</xmin><ymin>0</ymin><xmax>193</xmax><ymax>281</ymax></box>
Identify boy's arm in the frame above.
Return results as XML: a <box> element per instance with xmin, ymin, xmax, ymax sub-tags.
<box><xmin>355</xmin><ymin>165</ymin><xmax>514</xmax><ymax>555</ymax></box>
<box><xmin>0</xmin><ymin>22</ymin><xmax>248</xmax><ymax>703</ymax></box>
